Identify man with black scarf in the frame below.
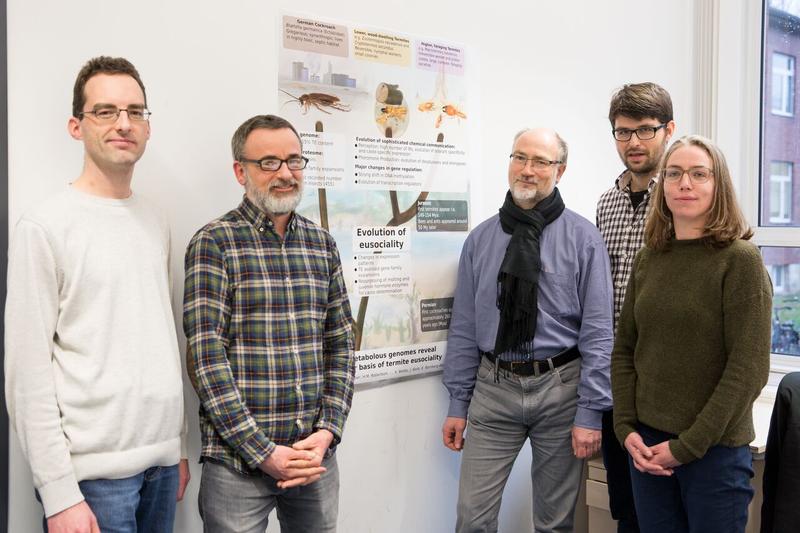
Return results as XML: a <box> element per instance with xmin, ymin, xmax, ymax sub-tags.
<box><xmin>442</xmin><ymin>128</ymin><xmax>614</xmax><ymax>533</ymax></box>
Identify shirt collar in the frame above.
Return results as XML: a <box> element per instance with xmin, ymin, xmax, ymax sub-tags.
<box><xmin>615</xmin><ymin>170</ymin><xmax>658</xmax><ymax>193</ymax></box>
<box><xmin>238</xmin><ymin>195</ymin><xmax>297</xmax><ymax>232</ymax></box>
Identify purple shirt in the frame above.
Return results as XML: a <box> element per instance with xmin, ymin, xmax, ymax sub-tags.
<box><xmin>442</xmin><ymin>208</ymin><xmax>614</xmax><ymax>429</ymax></box>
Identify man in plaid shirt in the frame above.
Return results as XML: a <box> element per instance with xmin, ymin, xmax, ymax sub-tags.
<box><xmin>596</xmin><ymin>83</ymin><xmax>675</xmax><ymax>532</ymax></box>
<box><xmin>184</xmin><ymin>114</ymin><xmax>355</xmax><ymax>532</ymax></box>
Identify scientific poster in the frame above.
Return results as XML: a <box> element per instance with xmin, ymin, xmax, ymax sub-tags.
<box><xmin>278</xmin><ymin>13</ymin><xmax>473</xmax><ymax>384</ymax></box>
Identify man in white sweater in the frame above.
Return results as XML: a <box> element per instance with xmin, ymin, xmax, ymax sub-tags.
<box><xmin>4</xmin><ymin>56</ymin><xmax>189</xmax><ymax>533</ymax></box>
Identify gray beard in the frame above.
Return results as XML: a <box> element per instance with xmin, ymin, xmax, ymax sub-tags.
<box><xmin>511</xmin><ymin>180</ymin><xmax>549</xmax><ymax>208</ymax></box>
<box><xmin>245</xmin><ymin>175</ymin><xmax>303</xmax><ymax>216</ymax></box>
<box><xmin>511</xmin><ymin>186</ymin><xmax>540</xmax><ymax>204</ymax></box>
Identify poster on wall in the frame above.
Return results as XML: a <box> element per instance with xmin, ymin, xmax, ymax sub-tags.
<box><xmin>278</xmin><ymin>13</ymin><xmax>473</xmax><ymax>384</ymax></box>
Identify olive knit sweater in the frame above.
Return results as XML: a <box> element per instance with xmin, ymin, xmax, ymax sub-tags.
<box><xmin>612</xmin><ymin>238</ymin><xmax>772</xmax><ymax>464</ymax></box>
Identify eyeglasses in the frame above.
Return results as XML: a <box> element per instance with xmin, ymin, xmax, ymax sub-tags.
<box><xmin>662</xmin><ymin>166</ymin><xmax>714</xmax><ymax>183</ymax></box>
<box><xmin>509</xmin><ymin>153</ymin><xmax>562</xmax><ymax>171</ymax></box>
<box><xmin>612</xmin><ymin>124</ymin><xmax>667</xmax><ymax>141</ymax></box>
<box><xmin>79</xmin><ymin>106</ymin><xmax>151</xmax><ymax>122</ymax></box>
<box><xmin>239</xmin><ymin>156</ymin><xmax>309</xmax><ymax>172</ymax></box>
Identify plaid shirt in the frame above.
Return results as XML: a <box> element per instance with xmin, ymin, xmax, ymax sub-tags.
<box><xmin>596</xmin><ymin>171</ymin><xmax>657</xmax><ymax>329</ymax></box>
<box><xmin>183</xmin><ymin>196</ymin><xmax>354</xmax><ymax>475</ymax></box>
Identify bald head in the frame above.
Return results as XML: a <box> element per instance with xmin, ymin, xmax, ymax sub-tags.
<box><xmin>512</xmin><ymin>128</ymin><xmax>568</xmax><ymax>165</ymax></box>
<box><xmin>508</xmin><ymin>128</ymin><xmax>567</xmax><ymax>209</ymax></box>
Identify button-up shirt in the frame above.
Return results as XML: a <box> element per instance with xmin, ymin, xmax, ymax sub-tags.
<box><xmin>595</xmin><ymin>171</ymin><xmax>657</xmax><ymax>328</ymax></box>
<box><xmin>183</xmin><ymin>196</ymin><xmax>354</xmax><ymax>475</ymax></box>
<box><xmin>442</xmin><ymin>208</ymin><xmax>614</xmax><ymax>430</ymax></box>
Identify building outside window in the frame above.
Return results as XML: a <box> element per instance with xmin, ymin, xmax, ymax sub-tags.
<box><xmin>762</xmin><ymin>1</ymin><xmax>800</xmax><ymax>356</ymax></box>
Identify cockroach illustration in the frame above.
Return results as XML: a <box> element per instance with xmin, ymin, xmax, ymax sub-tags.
<box><xmin>280</xmin><ymin>89</ymin><xmax>350</xmax><ymax>114</ymax></box>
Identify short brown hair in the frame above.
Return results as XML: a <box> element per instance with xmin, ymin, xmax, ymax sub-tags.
<box><xmin>231</xmin><ymin>115</ymin><xmax>302</xmax><ymax>160</ymax></box>
<box><xmin>608</xmin><ymin>82</ymin><xmax>673</xmax><ymax>127</ymax></box>
<box><xmin>72</xmin><ymin>56</ymin><xmax>147</xmax><ymax>118</ymax></box>
<box><xmin>644</xmin><ymin>135</ymin><xmax>753</xmax><ymax>251</ymax></box>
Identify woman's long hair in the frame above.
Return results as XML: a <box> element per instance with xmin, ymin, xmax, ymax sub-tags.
<box><xmin>644</xmin><ymin>135</ymin><xmax>753</xmax><ymax>251</ymax></box>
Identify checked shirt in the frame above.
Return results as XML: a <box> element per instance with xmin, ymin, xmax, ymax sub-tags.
<box><xmin>596</xmin><ymin>171</ymin><xmax>657</xmax><ymax>329</ymax></box>
<box><xmin>183</xmin><ymin>196</ymin><xmax>354</xmax><ymax>475</ymax></box>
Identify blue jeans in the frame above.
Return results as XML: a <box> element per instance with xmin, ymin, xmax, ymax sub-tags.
<box><xmin>456</xmin><ymin>356</ymin><xmax>583</xmax><ymax>533</ymax></box>
<box><xmin>629</xmin><ymin>424</ymin><xmax>753</xmax><ymax>533</ymax></box>
<box><xmin>40</xmin><ymin>464</ymin><xmax>179</xmax><ymax>533</ymax></box>
<box><xmin>198</xmin><ymin>456</ymin><xmax>340</xmax><ymax>533</ymax></box>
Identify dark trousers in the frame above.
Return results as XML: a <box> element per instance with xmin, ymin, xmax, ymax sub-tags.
<box><xmin>761</xmin><ymin>372</ymin><xmax>800</xmax><ymax>533</ymax></box>
<box><xmin>601</xmin><ymin>410</ymin><xmax>639</xmax><ymax>533</ymax></box>
<box><xmin>630</xmin><ymin>423</ymin><xmax>753</xmax><ymax>533</ymax></box>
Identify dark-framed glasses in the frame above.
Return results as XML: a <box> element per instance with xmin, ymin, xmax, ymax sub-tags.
<box><xmin>662</xmin><ymin>166</ymin><xmax>714</xmax><ymax>183</ymax></box>
<box><xmin>509</xmin><ymin>153</ymin><xmax>562</xmax><ymax>171</ymax></box>
<box><xmin>612</xmin><ymin>124</ymin><xmax>667</xmax><ymax>141</ymax></box>
<box><xmin>239</xmin><ymin>156</ymin><xmax>309</xmax><ymax>172</ymax></box>
<box><xmin>79</xmin><ymin>106</ymin><xmax>151</xmax><ymax>122</ymax></box>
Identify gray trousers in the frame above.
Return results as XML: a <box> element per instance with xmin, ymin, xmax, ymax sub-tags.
<box><xmin>198</xmin><ymin>455</ymin><xmax>339</xmax><ymax>533</ymax></box>
<box><xmin>456</xmin><ymin>357</ymin><xmax>583</xmax><ymax>533</ymax></box>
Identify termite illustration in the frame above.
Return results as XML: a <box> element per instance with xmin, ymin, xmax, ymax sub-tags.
<box><xmin>280</xmin><ymin>89</ymin><xmax>350</xmax><ymax>114</ymax></box>
<box><xmin>418</xmin><ymin>99</ymin><xmax>467</xmax><ymax>128</ymax></box>
<box><xmin>442</xmin><ymin>104</ymin><xmax>467</xmax><ymax>119</ymax></box>
<box><xmin>374</xmin><ymin>82</ymin><xmax>408</xmax><ymax>137</ymax></box>
<box><xmin>376</xmin><ymin>105</ymin><xmax>408</xmax><ymax>126</ymax></box>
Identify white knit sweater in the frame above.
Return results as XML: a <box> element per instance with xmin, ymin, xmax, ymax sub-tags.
<box><xmin>5</xmin><ymin>187</ymin><xmax>186</xmax><ymax>517</ymax></box>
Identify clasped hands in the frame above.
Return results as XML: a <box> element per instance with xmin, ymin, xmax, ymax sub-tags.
<box><xmin>624</xmin><ymin>431</ymin><xmax>681</xmax><ymax>476</ymax></box>
<box><xmin>259</xmin><ymin>428</ymin><xmax>334</xmax><ymax>489</ymax></box>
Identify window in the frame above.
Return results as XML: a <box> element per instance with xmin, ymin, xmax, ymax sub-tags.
<box><xmin>761</xmin><ymin>2</ymin><xmax>800</xmax><ymax>231</ymax></box>
<box><xmin>762</xmin><ymin>248</ymin><xmax>800</xmax><ymax>356</ymax></box>
<box><xmin>715</xmin><ymin>0</ymin><xmax>800</xmax><ymax>374</ymax></box>
<box><xmin>762</xmin><ymin>7</ymin><xmax>799</xmax><ymax>229</ymax></box>
<box><xmin>761</xmin><ymin>2</ymin><xmax>800</xmax><ymax>360</ymax></box>
<box><xmin>769</xmin><ymin>161</ymin><xmax>793</xmax><ymax>223</ymax></box>
<box><xmin>772</xmin><ymin>52</ymin><xmax>795</xmax><ymax>116</ymax></box>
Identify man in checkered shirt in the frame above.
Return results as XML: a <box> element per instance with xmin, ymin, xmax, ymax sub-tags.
<box><xmin>184</xmin><ymin>114</ymin><xmax>355</xmax><ymax>532</ymax></box>
<box><xmin>596</xmin><ymin>83</ymin><xmax>675</xmax><ymax>533</ymax></box>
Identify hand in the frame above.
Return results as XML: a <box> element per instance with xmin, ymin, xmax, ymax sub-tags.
<box><xmin>649</xmin><ymin>440</ymin><xmax>681</xmax><ymax>470</ymax></box>
<box><xmin>292</xmin><ymin>429</ymin><xmax>334</xmax><ymax>465</ymax></box>
<box><xmin>281</xmin><ymin>429</ymin><xmax>335</xmax><ymax>489</ymax></box>
<box><xmin>624</xmin><ymin>432</ymin><xmax>672</xmax><ymax>476</ymax></box>
<box><xmin>176</xmin><ymin>458</ymin><xmax>190</xmax><ymax>501</ymax></box>
<box><xmin>259</xmin><ymin>444</ymin><xmax>327</xmax><ymax>489</ymax></box>
<box><xmin>572</xmin><ymin>426</ymin><xmax>601</xmax><ymax>458</ymax></box>
<box><xmin>46</xmin><ymin>501</ymin><xmax>100</xmax><ymax>533</ymax></box>
<box><xmin>442</xmin><ymin>416</ymin><xmax>467</xmax><ymax>451</ymax></box>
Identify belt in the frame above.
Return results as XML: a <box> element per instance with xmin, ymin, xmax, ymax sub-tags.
<box><xmin>480</xmin><ymin>346</ymin><xmax>580</xmax><ymax>377</ymax></box>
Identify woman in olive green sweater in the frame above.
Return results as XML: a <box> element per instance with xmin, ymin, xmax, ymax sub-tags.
<box><xmin>612</xmin><ymin>135</ymin><xmax>772</xmax><ymax>533</ymax></box>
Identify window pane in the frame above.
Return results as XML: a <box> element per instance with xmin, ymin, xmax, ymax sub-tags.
<box><xmin>769</xmin><ymin>161</ymin><xmax>793</xmax><ymax>222</ymax></box>
<box><xmin>775</xmin><ymin>51</ymin><xmax>790</xmax><ymax>71</ymax></box>
<box><xmin>770</xmin><ymin>180</ymin><xmax>782</xmax><ymax>219</ymax></box>
<box><xmin>771</xmin><ymin>67</ymin><xmax>785</xmax><ymax>112</ymax></box>
<box><xmin>762</xmin><ymin>3</ymin><xmax>800</xmax><ymax>226</ymax></box>
<box><xmin>771</xmin><ymin>52</ymin><xmax>794</xmax><ymax>114</ymax></box>
<box><xmin>762</xmin><ymin>246</ymin><xmax>800</xmax><ymax>356</ymax></box>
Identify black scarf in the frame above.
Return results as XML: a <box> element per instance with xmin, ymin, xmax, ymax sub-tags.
<box><xmin>494</xmin><ymin>188</ymin><xmax>565</xmax><ymax>358</ymax></box>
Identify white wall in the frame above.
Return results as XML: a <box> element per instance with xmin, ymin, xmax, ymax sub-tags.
<box><xmin>6</xmin><ymin>1</ymin><xmax>695</xmax><ymax>531</ymax></box>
